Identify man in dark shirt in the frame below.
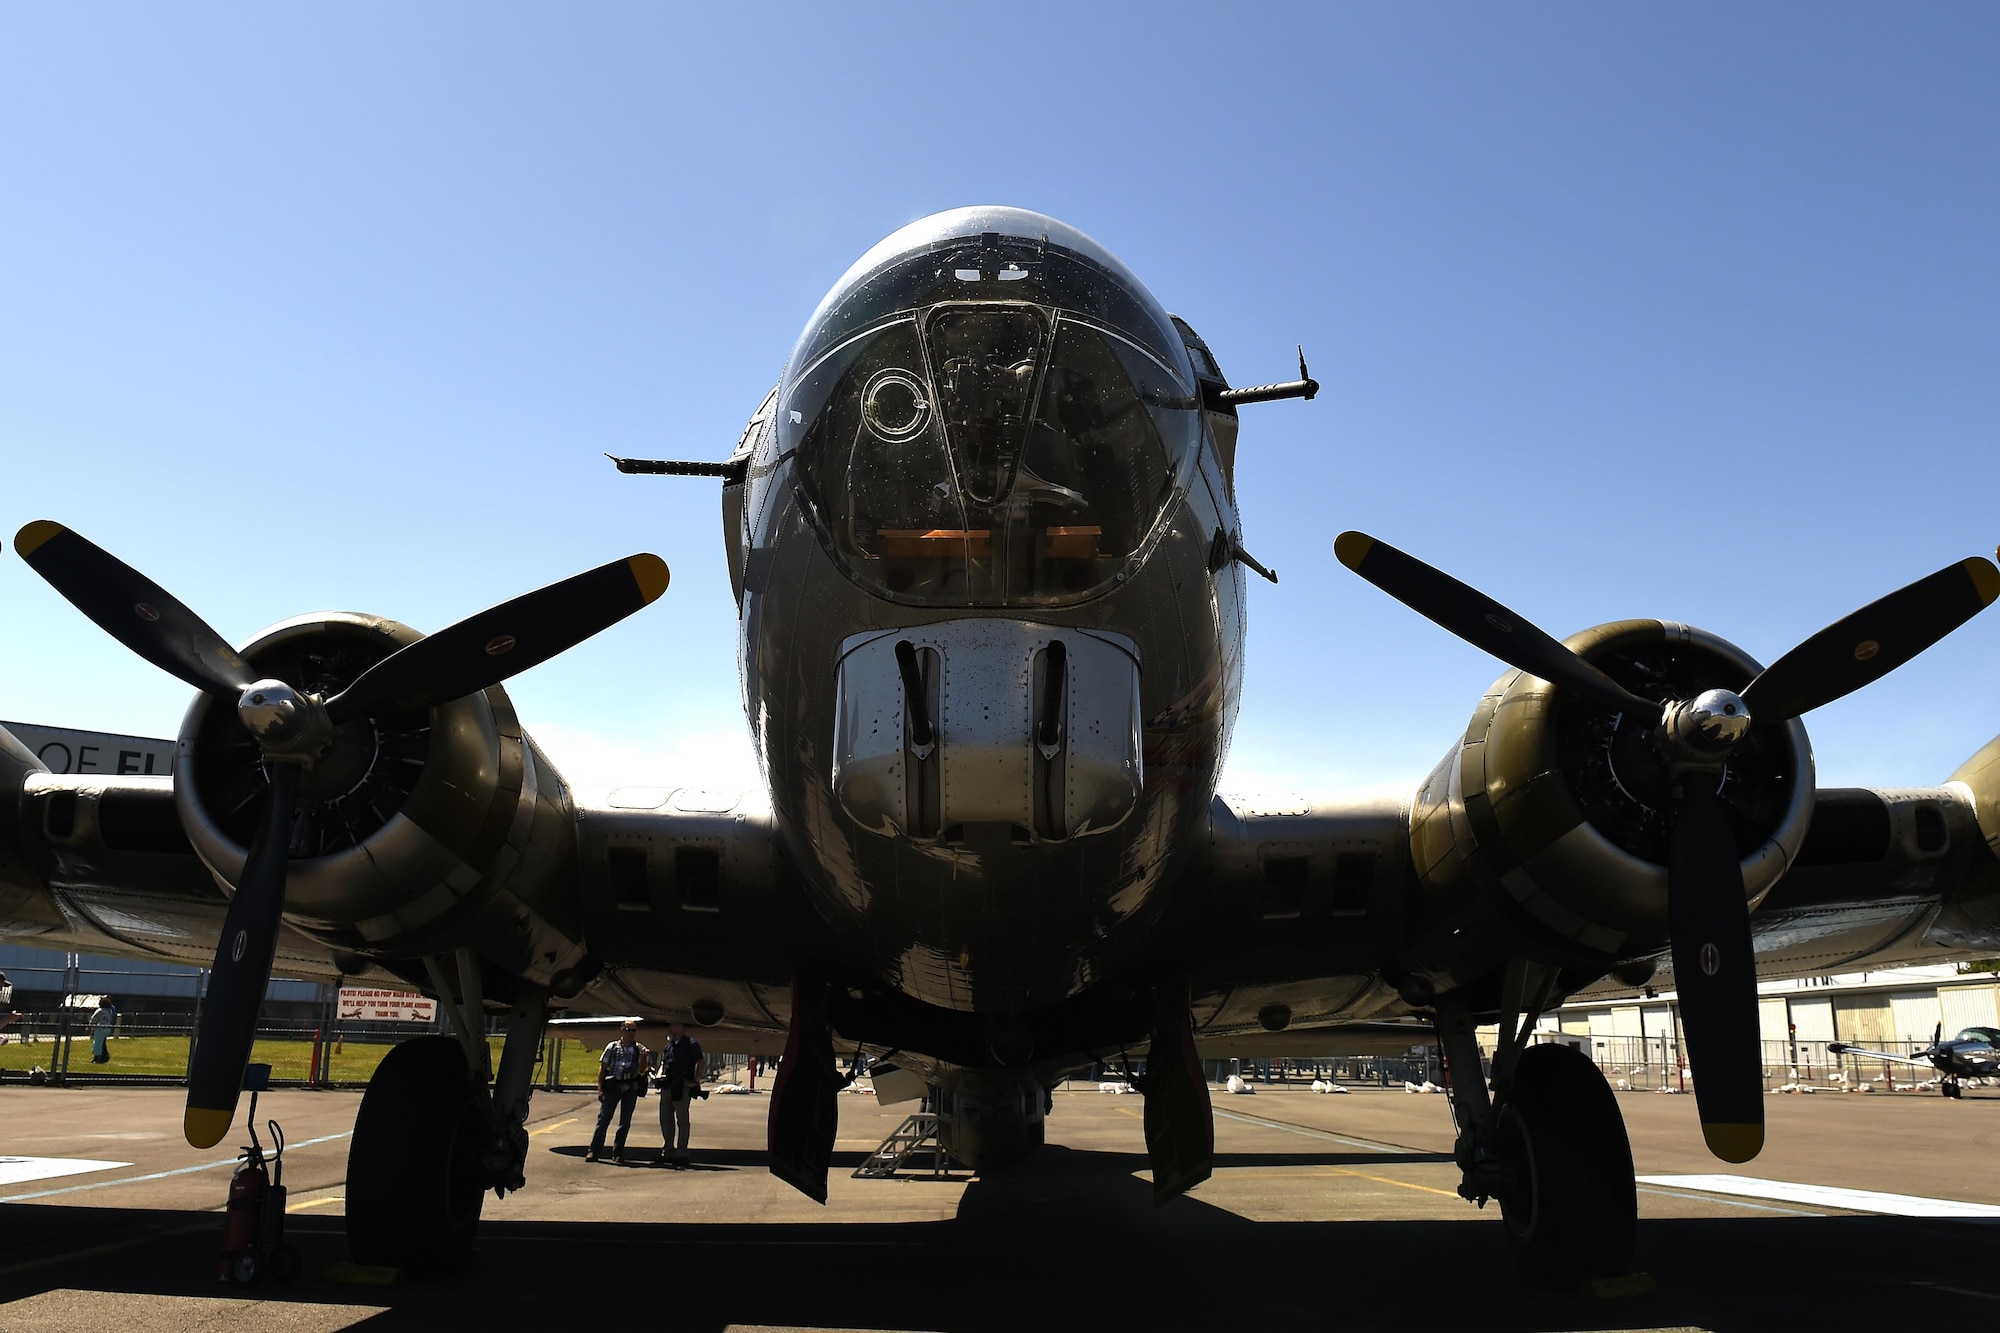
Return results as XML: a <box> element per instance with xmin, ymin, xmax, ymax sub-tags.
<box><xmin>586</xmin><ymin>1022</ymin><xmax>650</xmax><ymax>1163</ymax></box>
<box><xmin>656</xmin><ymin>1021</ymin><xmax>705</xmax><ymax>1168</ymax></box>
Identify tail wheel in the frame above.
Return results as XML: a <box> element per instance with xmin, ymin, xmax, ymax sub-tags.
<box><xmin>1494</xmin><ymin>1043</ymin><xmax>1637</xmax><ymax>1285</ymax></box>
<box><xmin>345</xmin><ymin>1035</ymin><xmax>489</xmax><ymax>1272</ymax></box>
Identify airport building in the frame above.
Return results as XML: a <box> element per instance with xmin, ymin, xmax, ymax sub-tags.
<box><xmin>1540</xmin><ymin>964</ymin><xmax>2000</xmax><ymax>1084</ymax></box>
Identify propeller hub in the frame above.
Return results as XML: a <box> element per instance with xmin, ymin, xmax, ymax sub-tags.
<box><xmin>237</xmin><ymin>679</ymin><xmax>334</xmax><ymax>765</ymax></box>
<box><xmin>238</xmin><ymin>679</ymin><xmax>308</xmax><ymax>738</ymax></box>
<box><xmin>1657</xmin><ymin>689</ymin><xmax>1752</xmax><ymax>769</ymax></box>
<box><xmin>1684</xmin><ymin>689</ymin><xmax>1752</xmax><ymax>748</ymax></box>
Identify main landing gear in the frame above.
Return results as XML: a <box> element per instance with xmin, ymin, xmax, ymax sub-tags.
<box><xmin>345</xmin><ymin>1036</ymin><xmax>489</xmax><ymax>1272</ymax></box>
<box><xmin>344</xmin><ymin>952</ymin><xmax>548</xmax><ymax>1273</ymax></box>
<box><xmin>1134</xmin><ymin>976</ymin><xmax>1213</xmax><ymax>1205</ymax></box>
<box><xmin>1437</xmin><ymin>966</ymin><xmax>1637</xmax><ymax>1285</ymax></box>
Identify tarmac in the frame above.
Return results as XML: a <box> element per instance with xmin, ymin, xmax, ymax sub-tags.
<box><xmin>3</xmin><ymin>1079</ymin><xmax>1998</xmax><ymax>1331</ymax></box>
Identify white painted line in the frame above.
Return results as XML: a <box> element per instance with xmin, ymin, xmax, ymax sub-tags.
<box><xmin>0</xmin><ymin>1131</ymin><xmax>352</xmax><ymax>1203</ymax></box>
<box><xmin>1210</xmin><ymin>1109</ymin><xmax>1411</xmax><ymax>1153</ymax></box>
<box><xmin>1637</xmin><ymin>1174</ymin><xmax>2000</xmax><ymax>1219</ymax></box>
<box><xmin>1635</xmin><ymin>1185</ymin><xmax>1823</xmax><ymax>1217</ymax></box>
<box><xmin>0</xmin><ymin>1157</ymin><xmax>132</xmax><ymax>1188</ymax></box>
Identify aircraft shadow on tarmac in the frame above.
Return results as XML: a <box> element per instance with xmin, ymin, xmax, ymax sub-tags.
<box><xmin>545</xmin><ymin>1144</ymin><xmax>741</xmax><ymax>1171</ymax></box>
<box><xmin>5</xmin><ymin>1146</ymin><xmax>1999</xmax><ymax>1332</ymax></box>
<box><xmin>540</xmin><ymin>1142</ymin><xmax>1456</xmax><ymax>1172</ymax></box>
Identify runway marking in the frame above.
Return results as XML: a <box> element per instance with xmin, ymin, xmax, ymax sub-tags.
<box><xmin>0</xmin><ymin>1131</ymin><xmax>353</xmax><ymax>1203</ymax></box>
<box><xmin>529</xmin><ymin>1116</ymin><xmax>579</xmax><ymax>1137</ymax></box>
<box><xmin>289</xmin><ymin>1194</ymin><xmax>344</xmax><ymax>1211</ymax></box>
<box><xmin>1311</xmin><ymin>1165</ymin><xmax>1462</xmax><ymax>1199</ymax></box>
<box><xmin>1116</xmin><ymin>1105</ymin><xmax>1446</xmax><ymax>1195</ymax></box>
<box><xmin>1211</xmin><ymin>1108</ymin><xmax>1415</xmax><ymax>1153</ymax></box>
<box><xmin>0</xmin><ymin>1156</ymin><xmax>132</xmax><ymax>1187</ymax></box>
<box><xmin>1635</xmin><ymin>1186</ymin><xmax>1823</xmax><ymax>1217</ymax></box>
<box><xmin>1637</xmin><ymin>1174</ymin><xmax>2000</xmax><ymax>1219</ymax></box>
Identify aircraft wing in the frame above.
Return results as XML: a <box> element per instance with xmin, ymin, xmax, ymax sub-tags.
<box><xmin>9</xmin><ymin>712</ymin><xmax>2000</xmax><ymax>1064</ymax></box>
<box><xmin>1179</xmin><ymin>771</ymin><xmax>2000</xmax><ymax>1035</ymax></box>
<box><xmin>0</xmin><ymin>722</ymin><xmax>819</xmax><ymax>1027</ymax></box>
<box><xmin>1825</xmin><ymin>1042</ymin><xmax>1940</xmax><ymax>1069</ymax></box>
<box><xmin>0</xmin><ymin>729</ymin><xmax>375</xmax><ymax>984</ymax></box>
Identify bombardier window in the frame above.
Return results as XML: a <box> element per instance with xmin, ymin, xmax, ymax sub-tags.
<box><xmin>790</xmin><ymin>313</ymin><xmax>1197</xmax><ymax>607</ymax></box>
<box><xmin>780</xmin><ymin>220</ymin><xmax>1199</xmax><ymax>608</ymax></box>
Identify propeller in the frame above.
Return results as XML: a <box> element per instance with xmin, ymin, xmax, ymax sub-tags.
<box><xmin>15</xmin><ymin>521</ymin><xmax>669</xmax><ymax>1147</ymax></box>
<box><xmin>1335</xmin><ymin>530</ymin><xmax>1999</xmax><ymax>1162</ymax></box>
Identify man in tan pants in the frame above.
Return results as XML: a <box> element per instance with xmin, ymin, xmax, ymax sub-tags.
<box><xmin>656</xmin><ymin>1021</ymin><xmax>705</xmax><ymax>1167</ymax></box>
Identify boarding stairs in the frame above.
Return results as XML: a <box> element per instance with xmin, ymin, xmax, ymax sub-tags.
<box><xmin>852</xmin><ymin>1108</ymin><xmax>967</xmax><ymax>1180</ymax></box>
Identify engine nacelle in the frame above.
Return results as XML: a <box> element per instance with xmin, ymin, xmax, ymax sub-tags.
<box><xmin>1407</xmin><ymin>620</ymin><xmax>1814</xmax><ymax>971</ymax></box>
<box><xmin>176</xmin><ymin>612</ymin><xmax>585</xmax><ymax>988</ymax></box>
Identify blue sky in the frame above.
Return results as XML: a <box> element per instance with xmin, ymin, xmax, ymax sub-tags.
<box><xmin>3</xmin><ymin>5</ymin><xmax>1997</xmax><ymax>796</ymax></box>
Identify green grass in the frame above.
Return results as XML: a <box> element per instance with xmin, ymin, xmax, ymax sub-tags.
<box><xmin>0</xmin><ymin>1032</ymin><xmax>750</xmax><ymax>1087</ymax></box>
<box><xmin>0</xmin><ymin>1033</ymin><xmax>622</xmax><ymax>1085</ymax></box>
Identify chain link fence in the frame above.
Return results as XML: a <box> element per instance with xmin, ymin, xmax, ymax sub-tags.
<box><xmin>0</xmin><ymin>1009</ymin><xmax>765</xmax><ymax>1095</ymax></box>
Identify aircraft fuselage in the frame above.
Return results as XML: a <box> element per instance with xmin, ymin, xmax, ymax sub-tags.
<box><xmin>733</xmin><ymin>208</ymin><xmax>1249</xmax><ymax>1017</ymax></box>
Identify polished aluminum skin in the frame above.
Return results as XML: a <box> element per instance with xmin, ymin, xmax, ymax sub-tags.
<box><xmin>1674</xmin><ymin>688</ymin><xmax>1754</xmax><ymax>752</ymax></box>
<box><xmin>735</xmin><ymin>207</ymin><xmax>1247</xmax><ymax>1014</ymax></box>
<box><xmin>831</xmin><ymin>620</ymin><xmax>1141</xmax><ymax>840</ymax></box>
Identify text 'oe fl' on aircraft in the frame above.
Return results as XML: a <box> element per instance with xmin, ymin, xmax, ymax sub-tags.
<box><xmin>7</xmin><ymin>206</ymin><xmax>2000</xmax><ymax>1286</ymax></box>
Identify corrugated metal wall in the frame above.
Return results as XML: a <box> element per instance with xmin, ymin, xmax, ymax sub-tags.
<box><xmin>1939</xmin><ymin>983</ymin><xmax>1999</xmax><ymax>1035</ymax></box>
<box><xmin>1890</xmin><ymin>991</ymin><xmax>1943</xmax><ymax>1044</ymax></box>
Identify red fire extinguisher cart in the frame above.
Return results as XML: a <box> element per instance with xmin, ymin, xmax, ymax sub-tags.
<box><xmin>218</xmin><ymin>1062</ymin><xmax>302</xmax><ymax>1286</ymax></box>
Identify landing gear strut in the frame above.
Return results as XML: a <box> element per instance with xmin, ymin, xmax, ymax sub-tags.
<box><xmin>1134</xmin><ymin>976</ymin><xmax>1213</xmax><ymax>1205</ymax></box>
<box><xmin>768</xmin><ymin>970</ymin><xmax>842</xmax><ymax>1203</ymax></box>
<box><xmin>344</xmin><ymin>953</ymin><xmax>549</xmax><ymax>1271</ymax></box>
<box><xmin>1437</xmin><ymin>964</ymin><xmax>1636</xmax><ymax>1284</ymax></box>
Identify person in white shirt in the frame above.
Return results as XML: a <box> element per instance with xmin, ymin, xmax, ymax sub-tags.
<box><xmin>585</xmin><ymin>1022</ymin><xmax>651</xmax><ymax>1163</ymax></box>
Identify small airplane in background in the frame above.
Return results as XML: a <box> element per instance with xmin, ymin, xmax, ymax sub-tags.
<box><xmin>1831</xmin><ymin>1024</ymin><xmax>2000</xmax><ymax>1098</ymax></box>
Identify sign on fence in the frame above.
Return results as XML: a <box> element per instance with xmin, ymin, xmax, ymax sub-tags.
<box><xmin>337</xmin><ymin>987</ymin><xmax>437</xmax><ymax>1024</ymax></box>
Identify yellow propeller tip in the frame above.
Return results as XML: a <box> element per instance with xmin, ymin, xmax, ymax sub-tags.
<box><xmin>627</xmin><ymin>554</ymin><xmax>670</xmax><ymax>604</ymax></box>
<box><xmin>1700</xmin><ymin>1121</ymin><xmax>1764</xmax><ymax>1163</ymax></box>
<box><xmin>1965</xmin><ymin>556</ymin><xmax>2000</xmax><ymax>608</ymax></box>
<box><xmin>184</xmin><ymin>1105</ymin><xmax>234</xmax><ymax>1149</ymax></box>
<box><xmin>1332</xmin><ymin>531</ymin><xmax>1374</xmax><ymax>571</ymax></box>
<box><xmin>14</xmin><ymin>520</ymin><xmax>65</xmax><ymax>557</ymax></box>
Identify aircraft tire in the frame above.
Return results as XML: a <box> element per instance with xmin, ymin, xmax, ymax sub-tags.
<box><xmin>345</xmin><ymin>1035</ymin><xmax>488</xmax><ymax>1272</ymax></box>
<box><xmin>1494</xmin><ymin>1043</ymin><xmax>1637</xmax><ymax>1285</ymax></box>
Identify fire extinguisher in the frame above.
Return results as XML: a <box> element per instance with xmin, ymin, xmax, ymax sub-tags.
<box><xmin>218</xmin><ymin>1145</ymin><xmax>269</xmax><ymax>1278</ymax></box>
<box><xmin>217</xmin><ymin>1062</ymin><xmax>302</xmax><ymax>1286</ymax></box>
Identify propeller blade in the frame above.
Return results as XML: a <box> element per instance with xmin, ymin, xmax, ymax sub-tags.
<box><xmin>1333</xmin><ymin>532</ymin><xmax>1658</xmax><ymax>716</ymax></box>
<box><xmin>324</xmin><ymin>554</ymin><xmax>669</xmax><ymax>725</ymax></box>
<box><xmin>184</xmin><ymin>760</ymin><xmax>300</xmax><ymax>1148</ymax></box>
<box><xmin>1740</xmin><ymin>556</ymin><xmax>2000</xmax><ymax>723</ymax></box>
<box><xmin>1666</xmin><ymin>778</ymin><xmax>1765</xmax><ymax>1163</ymax></box>
<box><xmin>14</xmin><ymin>520</ymin><xmax>254</xmax><ymax>696</ymax></box>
